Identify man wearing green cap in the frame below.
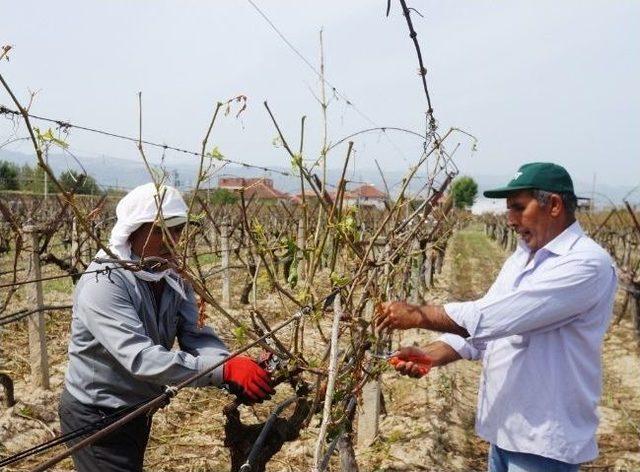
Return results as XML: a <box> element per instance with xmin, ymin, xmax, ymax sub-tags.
<box><xmin>376</xmin><ymin>163</ymin><xmax>617</xmax><ymax>471</ymax></box>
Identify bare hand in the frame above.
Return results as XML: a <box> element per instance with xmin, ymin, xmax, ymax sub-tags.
<box><xmin>375</xmin><ymin>301</ymin><xmax>425</xmax><ymax>332</ymax></box>
<box><xmin>389</xmin><ymin>346</ymin><xmax>433</xmax><ymax>378</ymax></box>
<box><xmin>389</xmin><ymin>342</ymin><xmax>461</xmax><ymax>378</ymax></box>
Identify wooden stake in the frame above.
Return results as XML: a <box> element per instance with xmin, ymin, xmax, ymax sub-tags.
<box><xmin>221</xmin><ymin>222</ymin><xmax>231</xmax><ymax>308</ymax></box>
<box><xmin>71</xmin><ymin>216</ymin><xmax>80</xmax><ymax>270</ymax></box>
<box><xmin>357</xmin><ymin>300</ymin><xmax>381</xmax><ymax>448</ymax></box>
<box><xmin>23</xmin><ymin>224</ymin><xmax>50</xmax><ymax>389</ymax></box>
<box><xmin>410</xmin><ymin>239</ymin><xmax>421</xmax><ymax>304</ymax></box>
<box><xmin>297</xmin><ymin>218</ymin><xmax>306</xmax><ymax>283</ymax></box>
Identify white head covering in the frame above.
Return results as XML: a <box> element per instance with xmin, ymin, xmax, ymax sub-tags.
<box><xmin>97</xmin><ymin>183</ymin><xmax>189</xmax><ymax>299</ymax></box>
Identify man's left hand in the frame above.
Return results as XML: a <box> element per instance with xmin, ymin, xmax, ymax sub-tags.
<box><xmin>375</xmin><ymin>301</ymin><xmax>425</xmax><ymax>331</ymax></box>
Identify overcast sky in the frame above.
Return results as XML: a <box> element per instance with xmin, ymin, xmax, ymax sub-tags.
<box><xmin>1</xmin><ymin>1</ymin><xmax>638</xmax><ymax>194</ymax></box>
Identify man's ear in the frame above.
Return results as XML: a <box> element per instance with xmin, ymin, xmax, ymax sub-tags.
<box><xmin>549</xmin><ymin>194</ymin><xmax>563</xmax><ymax>218</ymax></box>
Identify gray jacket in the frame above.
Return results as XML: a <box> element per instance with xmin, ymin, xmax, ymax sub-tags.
<box><xmin>64</xmin><ymin>260</ymin><xmax>228</xmax><ymax>408</ymax></box>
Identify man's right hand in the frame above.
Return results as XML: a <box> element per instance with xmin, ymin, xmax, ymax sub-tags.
<box><xmin>390</xmin><ymin>342</ymin><xmax>461</xmax><ymax>378</ymax></box>
<box><xmin>223</xmin><ymin>356</ymin><xmax>274</xmax><ymax>404</ymax></box>
<box><xmin>389</xmin><ymin>346</ymin><xmax>433</xmax><ymax>378</ymax></box>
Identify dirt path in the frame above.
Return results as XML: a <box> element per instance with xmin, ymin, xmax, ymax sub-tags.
<box><xmin>593</xmin><ymin>314</ymin><xmax>640</xmax><ymax>470</ymax></box>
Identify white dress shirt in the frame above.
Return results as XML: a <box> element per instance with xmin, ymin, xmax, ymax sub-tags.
<box><xmin>440</xmin><ymin>222</ymin><xmax>617</xmax><ymax>464</ymax></box>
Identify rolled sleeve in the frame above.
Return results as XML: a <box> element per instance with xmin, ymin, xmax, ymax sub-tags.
<box><xmin>444</xmin><ymin>301</ymin><xmax>482</xmax><ymax>338</ymax></box>
<box><xmin>438</xmin><ymin>333</ymin><xmax>484</xmax><ymax>361</ymax></box>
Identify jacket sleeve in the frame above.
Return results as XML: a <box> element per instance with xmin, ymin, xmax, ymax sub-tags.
<box><xmin>75</xmin><ymin>272</ymin><xmax>223</xmax><ymax>387</ymax></box>
<box><xmin>176</xmin><ymin>284</ymin><xmax>229</xmax><ymax>384</ymax></box>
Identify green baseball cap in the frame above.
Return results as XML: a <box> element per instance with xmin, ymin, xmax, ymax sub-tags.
<box><xmin>483</xmin><ymin>162</ymin><xmax>575</xmax><ymax>198</ymax></box>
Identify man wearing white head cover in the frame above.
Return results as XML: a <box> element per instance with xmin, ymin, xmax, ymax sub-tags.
<box><xmin>106</xmin><ymin>182</ymin><xmax>191</xmax><ymax>297</ymax></box>
<box><xmin>59</xmin><ymin>183</ymin><xmax>273</xmax><ymax>472</ymax></box>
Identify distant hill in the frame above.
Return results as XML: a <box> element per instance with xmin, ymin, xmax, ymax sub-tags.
<box><xmin>1</xmin><ymin>150</ymin><xmax>637</xmax><ymax>207</ymax></box>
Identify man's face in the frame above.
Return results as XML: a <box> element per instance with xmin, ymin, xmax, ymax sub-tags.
<box><xmin>129</xmin><ymin>222</ymin><xmax>184</xmax><ymax>261</ymax></box>
<box><xmin>506</xmin><ymin>191</ymin><xmax>557</xmax><ymax>252</ymax></box>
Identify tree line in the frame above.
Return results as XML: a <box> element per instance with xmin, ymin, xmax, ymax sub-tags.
<box><xmin>1</xmin><ymin>158</ymin><xmax>479</xmax><ymax>208</ymax></box>
<box><xmin>0</xmin><ymin>159</ymin><xmax>100</xmax><ymax>195</ymax></box>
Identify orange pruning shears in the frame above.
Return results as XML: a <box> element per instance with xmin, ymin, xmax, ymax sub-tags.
<box><xmin>371</xmin><ymin>350</ymin><xmax>432</xmax><ymax>376</ymax></box>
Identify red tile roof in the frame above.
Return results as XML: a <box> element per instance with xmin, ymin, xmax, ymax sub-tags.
<box><xmin>352</xmin><ymin>184</ymin><xmax>386</xmax><ymax>199</ymax></box>
<box><xmin>218</xmin><ymin>177</ymin><xmax>289</xmax><ymax>200</ymax></box>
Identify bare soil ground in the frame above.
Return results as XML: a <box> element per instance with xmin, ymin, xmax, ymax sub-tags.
<box><xmin>1</xmin><ymin>227</ymin><xmax>639</xmax><ymax>471</ymax></box>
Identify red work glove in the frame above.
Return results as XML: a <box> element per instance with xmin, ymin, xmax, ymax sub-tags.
<box><xmin>223</xmin><ymin>356</ymin><xmax>274</xmax><ymax>404</ymax></box>
<box><xmin>389</xmin><ymin>346</ymin><xmax>433</xmax><ymax>378</ymax></box>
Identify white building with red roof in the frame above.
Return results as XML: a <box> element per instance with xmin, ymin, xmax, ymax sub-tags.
<box><xmin>350</xmin><ymin>183</ymin><xmax>387</xmax><ymax>209</ymax></box>
<box><xmin>290</xmin><ymin>183</ymin><xmax>387</xmax><ymax>209</ymax></box>
<box><xmin>218</xmin><ymin>177</ymin><xmax>290</xmax><ymax>202</ymax></box>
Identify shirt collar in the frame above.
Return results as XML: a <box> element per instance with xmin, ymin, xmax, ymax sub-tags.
<box><xmin>539</xmin><ymin>220</ymin><xmax>584</xmax><ymax>256</ymax></box>
<box><xmin>515</xmin><ymin>220</ymin><xmax>584</xmax><ymax>258</ymax></box>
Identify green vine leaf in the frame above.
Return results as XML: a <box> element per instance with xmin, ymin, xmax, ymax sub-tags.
<box><xmin>232</xmin><ymin>324</ymin><xmax>248</xmax><ymax>345</ymax></box>
<box><xmin>290</xmin><ymin>153</ymin><xmax>303</xmax><ymax>176</ymax></box>
<box><xmin>330</xmin><ymin>272</ymin><xmax>350</xmax><ymax>287</ymax></box>
<box><xmin>287</xmin><ymin>259</ymin><xmax>298</xmax><ymax>288</ymax></box>
<box><xmin>207</xmin><ymin>146</ymin><xmax>225</xmax><ymax>160</ymax></box>
<box><xmin>34</xmin><ymin>127</ymin><xmax>69</xmax><ymax>149</ymax></box>
<box><xmin>291</xmin><ymin>153</ymin><xmax>303</xmax><ymax>167</ymax></box>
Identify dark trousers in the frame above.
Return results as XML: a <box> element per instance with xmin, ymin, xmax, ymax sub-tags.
<box><xmin>58</xmin><ymin>389</ymin><xmax>152</xmax><ymax>472</ymax></box>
